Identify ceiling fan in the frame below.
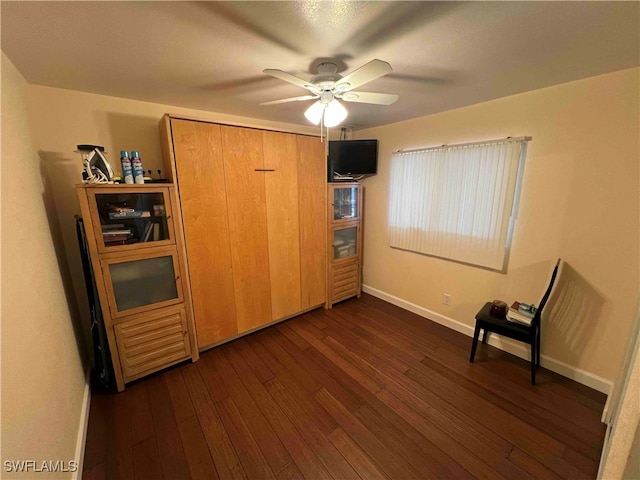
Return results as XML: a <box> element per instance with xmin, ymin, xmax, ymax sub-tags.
<box><xmin>260</xmin><ymin>59</ymin><xmax>399</xmax><ymax>128</ymax></box>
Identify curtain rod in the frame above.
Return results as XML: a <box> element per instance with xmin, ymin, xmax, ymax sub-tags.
<box><xmin>394</xmin><ymin>136</ymin><xmax>532</xmax><ymax>154</ymax></box>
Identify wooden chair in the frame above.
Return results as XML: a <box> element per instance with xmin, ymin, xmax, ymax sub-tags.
<box><xmin>469</xmin><ymin>258</ymin><xmax>561</xmax><ymax>384</ymax></box>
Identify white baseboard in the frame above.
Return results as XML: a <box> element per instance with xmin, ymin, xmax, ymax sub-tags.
<box><xmin>362</xmin><ymin>285</ymin><xmax>612</xmax><ymax>394</ymax></box>
<box><xmin>72</xmin><ymin>373</ymin><xmax>91</xmax><ymax>480</ymax></box>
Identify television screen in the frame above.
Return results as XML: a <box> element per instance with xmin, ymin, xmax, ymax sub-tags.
<box><xmin>328</xmin><ymin>140</ymin><xmax>378</xmax><ymax>181</ymax></box>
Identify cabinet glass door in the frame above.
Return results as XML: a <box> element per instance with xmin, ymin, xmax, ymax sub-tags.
<box><xmin>333</xmin><ymin>186</ymin><xmax>359</xmax><ymax>222</ymax></box>
<box><xmin>102</xmin><ymin>248</ymin><xmax>183</xmax><ymax>318</ymax></box>
<box><xmin>332</xmin><ymin>226</ymin><xmax>358</xmax><ymax>260</ymax></box>
<box><xmin>90</xmin><ymin>188</ymin><xmax>174</xmax><ymax>252</ymax></box>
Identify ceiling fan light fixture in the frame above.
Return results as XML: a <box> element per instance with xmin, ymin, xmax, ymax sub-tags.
<box><xmin>324</xmin><ymin>99</ymin><xmax>348</xmax><ymax>127</ymax></box>
<box><xmin>304</xmin><ymin>100</ymin><xmax>325</xmax><ymax>125</ymax></box>
<box><xmin>263</xmin><ymin>59</ymin><xmax>396</xmax><ymax>131</ymax></box>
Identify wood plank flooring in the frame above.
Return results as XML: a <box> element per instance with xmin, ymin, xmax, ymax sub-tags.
<box><xmin>83</xmin><ymin>294</ymin><xmax>607</xmax><ymax>479</ymax></box>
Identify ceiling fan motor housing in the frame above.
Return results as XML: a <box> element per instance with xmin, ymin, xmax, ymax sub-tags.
<box><xmin>311</xmin><ymin>62</ymin><xmax>342</xmax><ymax>90</ymax></box>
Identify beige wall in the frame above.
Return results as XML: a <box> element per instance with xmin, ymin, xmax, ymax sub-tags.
<box><xmin>1</xmin><ymin>53</ymin><xmax>87</xmax><ymax>478</ymax></box>
<box><xmin>354</xmin><ymin>67</ymin><xmax>639</xmax><ymax>382</ymax></box>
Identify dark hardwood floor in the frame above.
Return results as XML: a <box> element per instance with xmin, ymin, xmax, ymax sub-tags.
<box><xmin>83</xmin><ymin>293</ymin><xmax>607</xmax><ymax>480</ymax></box>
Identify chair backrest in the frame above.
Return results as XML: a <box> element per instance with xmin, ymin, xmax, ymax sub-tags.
<box><xmin>533</xmin><ymin>258</ymin><xmax>561</xmax><ymax>325</ymax></box>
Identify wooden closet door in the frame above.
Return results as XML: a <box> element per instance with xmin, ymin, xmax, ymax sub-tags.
<box><xmin>297</xmin><ymin>135</ymin><xmax>327</xmax><ymax>309</ymax></box>
<box><xmin>263</xmin><ymin>131</ymin><xmax>302</xmax><ymax>319</ymax></box>
<box><xmin>171</xmin><ymin>119</ymin><xmax>237</xmax><ymax>347</ymax></box>
<box><xmin>221</xmin><ymin>126</ymin><xmax>272</xmax><ymax>332</ymax></box>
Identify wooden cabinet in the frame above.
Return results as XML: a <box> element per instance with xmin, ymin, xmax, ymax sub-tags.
<box><xmin>327</xmin><ymin>183</ymin><xmax>363</xmax><ymax>307</ymax></box>
<box><xmin>76</xmin><ymin>184</ymin><xmax>198</xmax><ymax>391</ymax></box>
<box><xmin>114</xmin><ymin>305</ymin><xmax>191</xmax><ymax>380</ymax></box>
<box><xmin>162</xmin><ymin>115</ymin><xmax>327</xmax><ymax>349</ymax></box>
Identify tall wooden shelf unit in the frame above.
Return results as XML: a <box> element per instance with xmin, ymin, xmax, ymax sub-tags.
<box><xmin>76</xmin><ymin>184</ymin><xmax>198</xmax><ymax>391</ymax></box>
<box><xmin>327</xmin><ymin>182</ymin><xmax>363</xmax><ymax>307</ymax></box>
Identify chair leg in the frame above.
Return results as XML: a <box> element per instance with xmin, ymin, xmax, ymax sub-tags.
<box><xmin>536</xmin><ymin>325</ymin><xmax>541</xmax><ymax>367</ymax></box>
<box><xmin>482</xmin><ymin>329</ymin><xmax>489</xmax><ymax>344</ymax></box>
<box><xmin>531</xmin><ymin>361</ymin><xmax>536</xmax><ymax>385</ymax></box>
<box><xmin>470</xmin><ymin>323</ymin><xmax>482</xmax><ymax>362</ymax></box>
<box><xmin>531</xmin><ymin>334</ymin><xmax>537</xmax><ymax>385</ymax></box>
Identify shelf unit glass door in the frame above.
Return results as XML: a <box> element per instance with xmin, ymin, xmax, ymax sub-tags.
<box><xmin>332</xmin><ymin>225</ymin><xmax>359</xmax><ymax>261</ymax></box>
<box><xmin>88</xmin><ymin>187</ymin><xmax>175</xmax><ymax>253</ymax></box>
<box><xmin>332</xmin><ymin>185</ymin><xmax>359</xmax><ymax>223</ymax></box>
<box><xmin>101</xmin><ymin>247</ymin><xmax>184</xmax><ymax>318</ymax></box>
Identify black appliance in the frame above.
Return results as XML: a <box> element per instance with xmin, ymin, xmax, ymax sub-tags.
<box><xmin>76</xmin><ymin>216</ymin><xmax>115</xmax><ymax>390</ymax></box>
<box><xmin>328</xmin><ymin>139</ymin><xmax>378</xmax><ymax>181</ymax></box>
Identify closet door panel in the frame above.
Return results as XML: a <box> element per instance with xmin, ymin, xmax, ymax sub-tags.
<box><xmin>297</xmin><ymin>135</ymin><xmax>327</xmax><ymax>309</ymax></box>
<box><xmin>171</xmin><ymin>119</ymin><xmax>237</xmax><ymax>347</ymax></box>
<box><xmin>221</xmin><ymin>126</ymin><xmax>272</xmax><ymax>332</ymax></box>
<box><xmin>263</xmin><ymin>131</ymin><xmax>302</xmax><ymax>319</ymax></box>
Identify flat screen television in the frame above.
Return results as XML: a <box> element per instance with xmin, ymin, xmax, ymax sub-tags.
<box><xmin>328</xmin><ymin>140</ymin><xmax>378</xmax><ymax>181</ymax></box>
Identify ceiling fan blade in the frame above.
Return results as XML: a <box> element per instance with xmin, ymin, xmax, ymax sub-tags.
<box><xmin>340</xmin><ymin>91</ymin><xmax>398</xmax><ymax>105</ymax></box>
<box><xmin>335</xmin><ymin>59</ymin><xmax>392</xmax><ymax>91</ymax></box>
<box><xmin>260</xmin><ymin>95</ymin><xmax>318</xmax><ymax>106</ymax></box>
<box><xmin>262</xmin><ymin>68</ymin><xmax>313</xmax><ymax>90</ymax></box>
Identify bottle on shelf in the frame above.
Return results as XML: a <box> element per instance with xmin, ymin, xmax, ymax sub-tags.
<box><xmin>120</xmin><ymin>150</ymin><xmax>134</xmax><ymax>184</ymax></box>
<box><xmin>131</xmin><ymin>151</ymin><xmax>145</xmax><ymax>184</ymax></box>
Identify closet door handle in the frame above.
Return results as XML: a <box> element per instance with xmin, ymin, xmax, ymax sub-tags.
<box><xmin>254</xmin><ymin>168</ymin><xmax>275</xmax><ymax>172</ymax></box>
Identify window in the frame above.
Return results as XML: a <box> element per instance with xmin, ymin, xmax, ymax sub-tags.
<box><xmin>388</xmin><ymin>137</ymin><xmax>529</xmax><ymax>271</ymax></box>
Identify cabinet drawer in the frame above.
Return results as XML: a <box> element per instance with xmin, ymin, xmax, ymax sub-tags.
<box><xmin>333</xmin><ymin>281</ymin><xmax>359</xmax><ymax>300</ymax></box>
<box><xmin>332</xmin><ymin>262</ymin><xmax>358</xmax><ymax>282</ymax></box>
<box><xmin>114</xmin><ymin>305</ymin><xmax>191</xmax><ymax>380</ymax></box>
<box><xmin>331</xmin><ymin>261</ymin><xmax>359</xmax><ymax>301</ymax></box>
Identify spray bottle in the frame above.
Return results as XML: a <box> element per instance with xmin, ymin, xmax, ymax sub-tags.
<box><xmin>120</xmin><ymin>150</ymin><xmax>134</xmax><ymax>184</ymax></box>
<box><xmin>130</xmin><ymin>151</ymin><xmax>145</xmax><ymax>184</ymax></box>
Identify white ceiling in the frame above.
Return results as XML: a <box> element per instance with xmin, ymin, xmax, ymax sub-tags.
<box><xmin>2</xmin><ymin>1</ymin><xmax>638</xmax><ymax>130</ymax></box>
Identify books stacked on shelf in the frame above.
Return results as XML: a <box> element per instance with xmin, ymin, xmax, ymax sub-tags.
<box><xmin>108</xmin><ymin>206</ymin><xmax>151</xmax><ymax>219</ymax></box>
<box><xmin>506</xmin><ymin>301</ymin><xmax>537</xmax><ymax>326</ymax></box>
<box><xmin>102</xmin><ymin>225</ymin><xmax>134</xmax><ymax>246</ymax></box>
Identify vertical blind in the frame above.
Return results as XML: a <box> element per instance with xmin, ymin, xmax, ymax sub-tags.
<box><xmin>388</xmin><ymin>138</ymin><xmax>528</xmax><ymax>271</ymax></box>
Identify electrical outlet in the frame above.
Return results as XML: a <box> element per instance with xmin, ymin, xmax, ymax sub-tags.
<box><xmin>442</xmin><ymin>294</ymin><xmax>452</xmax><ymax>306</ymax></box>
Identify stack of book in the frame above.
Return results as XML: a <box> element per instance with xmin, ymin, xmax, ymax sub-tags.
<box><xmin>108</xmin><ymin>207</ymin><xmax>151</xmax><ymax>219</ymax></box>
<box><xmin>102</xmin><ymin>224</ymin><xmax>133</xmax><ymax>246</ymax></box>
<box><xmin>506</xmin><ymin>301</ymin><xmax>537</xmax><ymax>326</ymax></box>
